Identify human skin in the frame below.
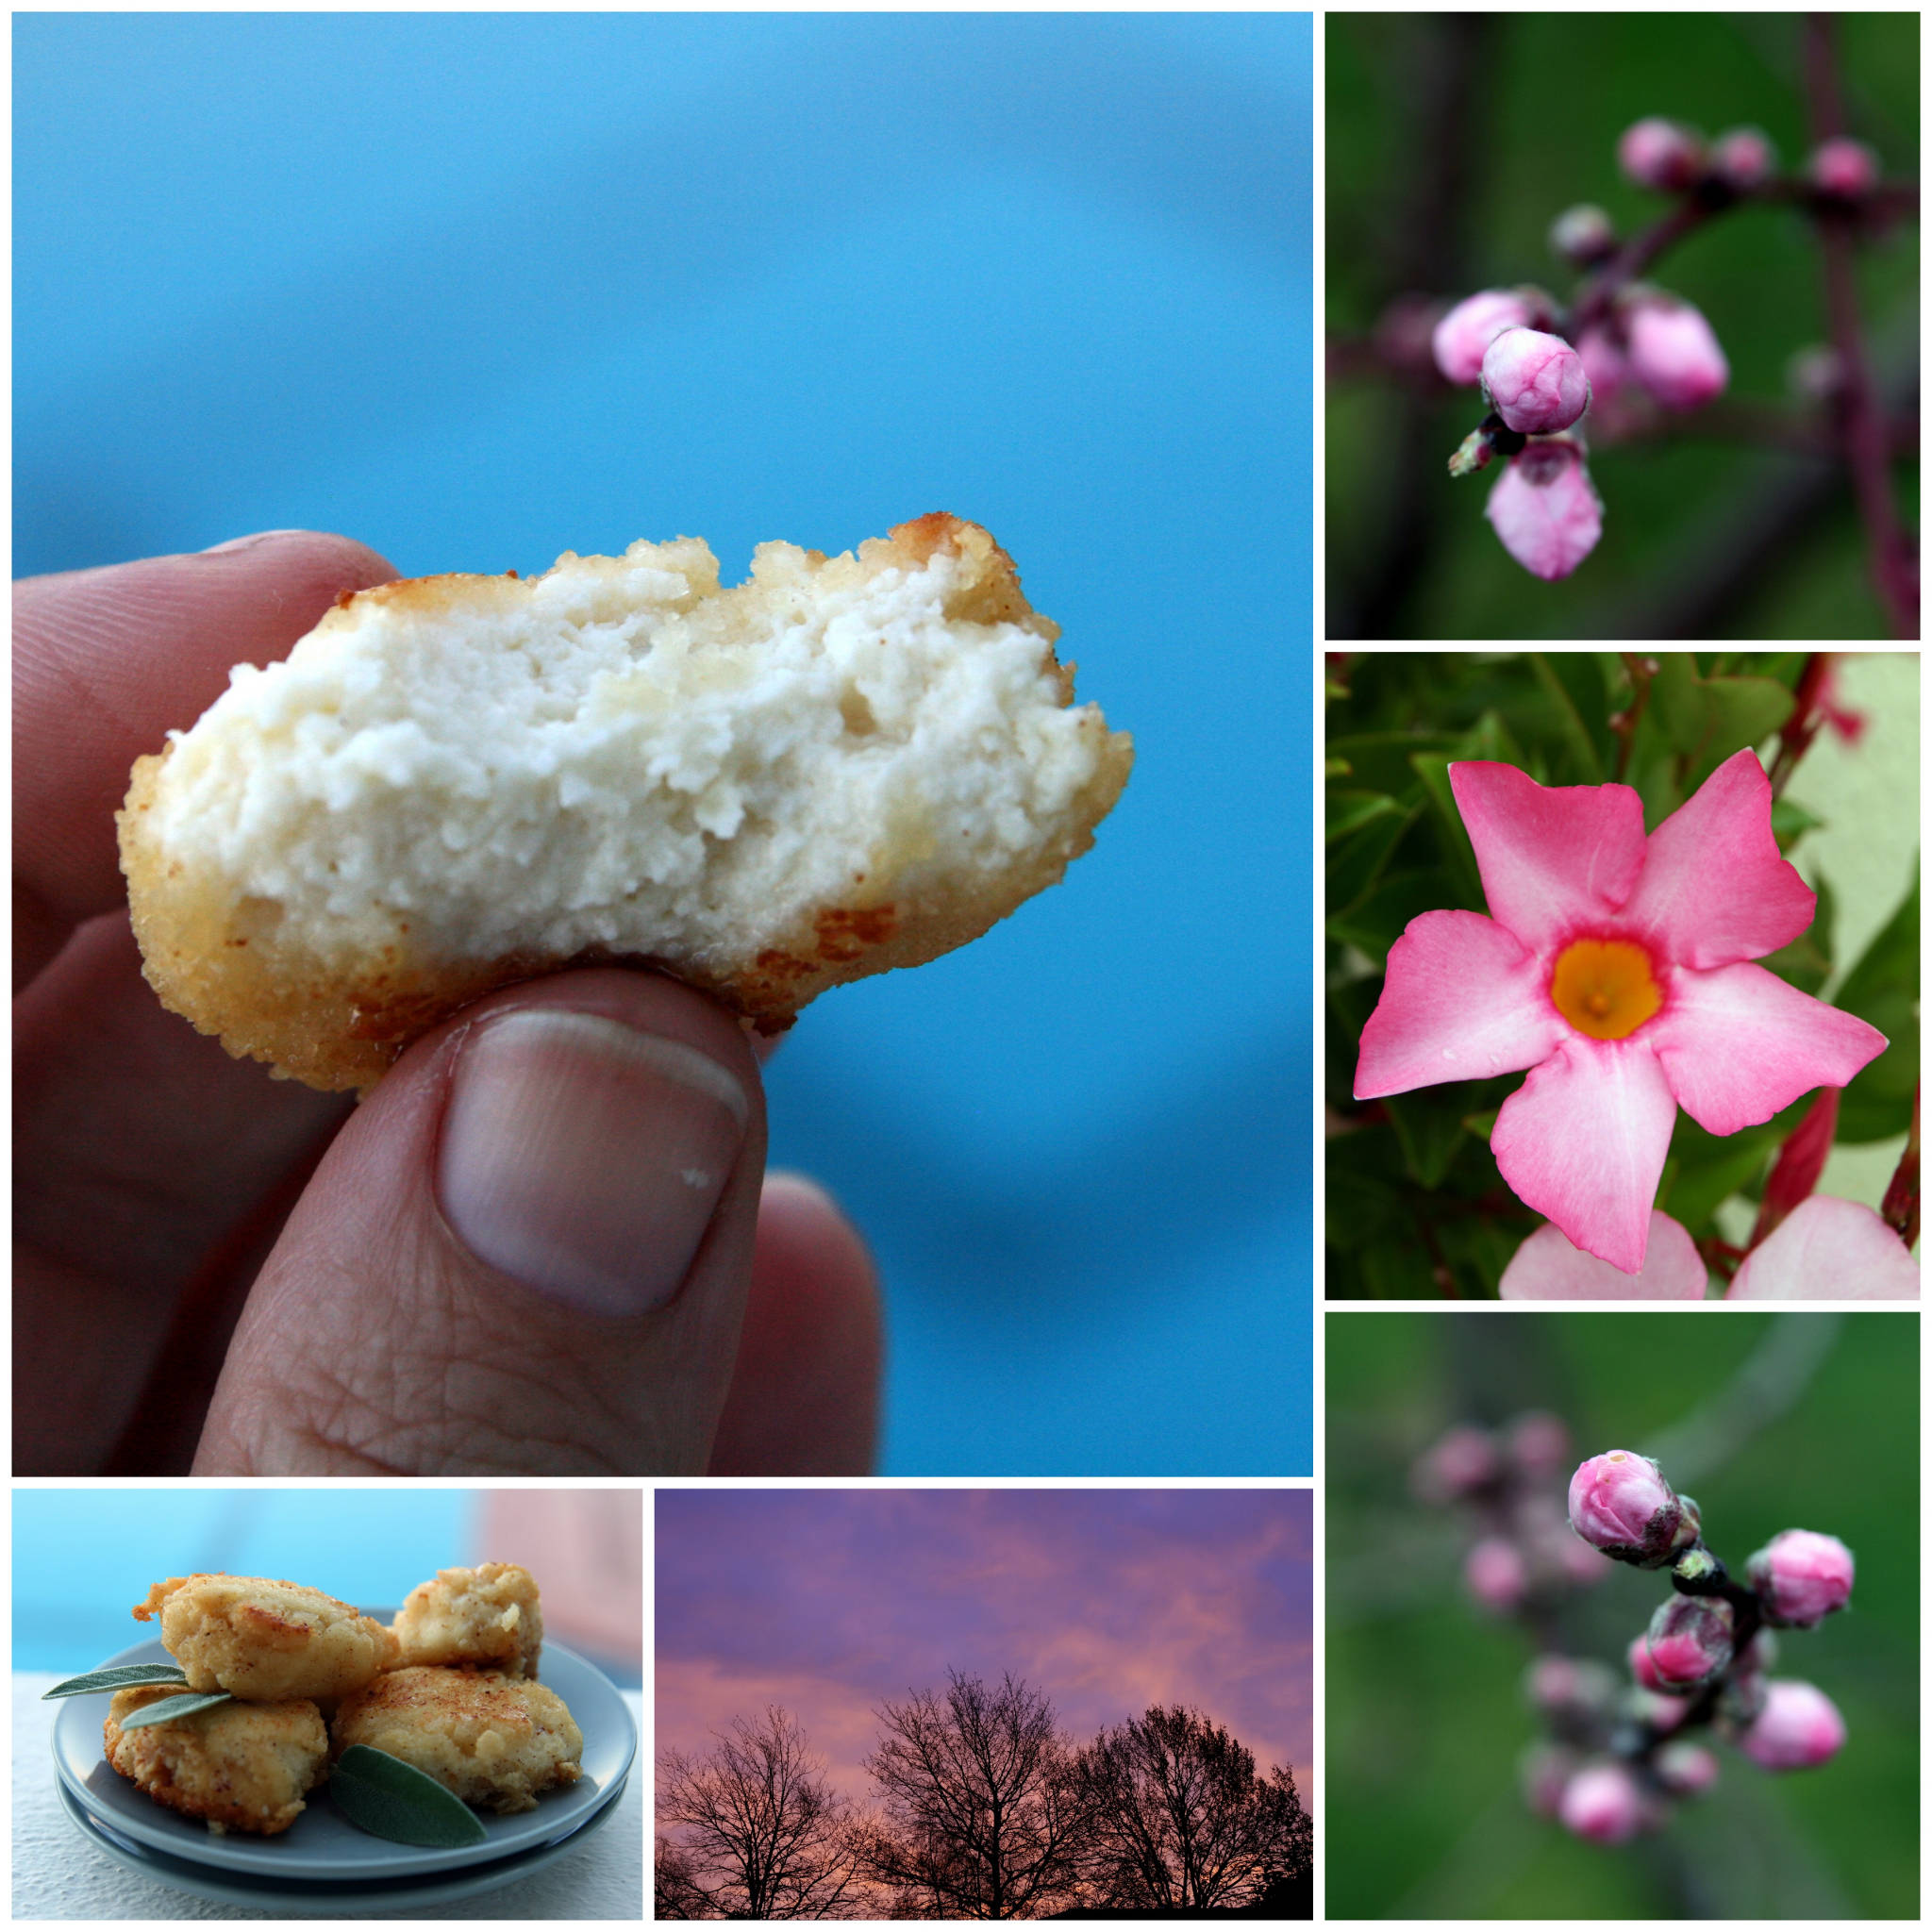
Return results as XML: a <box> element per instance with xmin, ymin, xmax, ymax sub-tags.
<box><xmin>14</xmin><ymin>533</ymin><xmax>882</xmax><ymax>1476</ymax></box>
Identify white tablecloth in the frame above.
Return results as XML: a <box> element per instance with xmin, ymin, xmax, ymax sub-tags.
<box><xmin>12</xmin><ymin>1674</ymin><xmax>642</xmax><ymax>1920</ymax></box>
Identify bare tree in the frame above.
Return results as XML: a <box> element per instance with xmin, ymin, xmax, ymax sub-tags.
<box><xmin>657</xmin><ymin>1707</ymin><xmax>864</xmax><ymax>1919</ymax></box>
<box><xmin>860</xmin><ymin>1670</ymin><xmax>1089</xmax><ymax>1919</ymax></box>
<box><xmin>655</xmin><ymin>1833</ymin><xmax>707</xmax><ymax>1919</ymax></box>
<box><xmin>1073</xmin><ymin>1705</ymin><xmax>1310</xmax><ymax>1910</ymax></box>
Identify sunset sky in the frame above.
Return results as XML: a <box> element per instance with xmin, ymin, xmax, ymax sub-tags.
<box><xmin>656</xmin><ymin>1489</ymin><xmax>1312</xmax><ymax>1805</ymax></box>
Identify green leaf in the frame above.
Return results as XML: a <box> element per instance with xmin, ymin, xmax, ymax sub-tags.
<box><xmin>114</xmin><ymin>1691</ymin><xmax>235</xmax><ymax>1729</ymax></box>
<box><xmin>1327</xmin><ymin>804</ymin><xmax>1417</xmax><ymax>917</ymax></box>
<box><xmin>1528</xmin><ymin>653</ymin><xmax>1607</xmax><ymax>783</ymax></box>
<box><xmin>42</xmin><ymin>1663</ymin><xmax>192</xmax><ymax>1699</ymax></box>
<box><xmin>1770</xmin><ymin>797</ymin><xmax>1824</xmax><ymax>852</ymax></box>
<box><xmin>1326</xmin><ymin>790</ymin><xmax>1400</xmax><ymax>844</ymax></box>
<box><xmin>1835</xmin><ymin>868</ymin><xmax>1920</xmax><ymax>1144</ymax></box>
<box><xmin>1382</xmin><ymin>1088</ymin><xmax>1467</xmax><ymax>1189</ymax></box>
<box><xmin>1648</xmin><ymin>655</ymin><xmax>1794</xmax><ymax>787</ymax></box>
<box><xmin>330</xmin><ymin>1746</ymin><xmax>491</xmax><ymax>1848</ymax></box>
<box><xmin>1408</xmin><ymin>753</ymin><xmax>1485</xmax><ymax>912</ymax></box>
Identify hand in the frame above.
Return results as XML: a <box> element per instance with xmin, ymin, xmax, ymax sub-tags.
<box><xmin>15</xmin><ymin>531</ymin><xmax>882</xmax><ymax>1475</ymax></box>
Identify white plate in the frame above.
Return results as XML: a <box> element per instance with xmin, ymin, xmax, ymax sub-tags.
<box><xmin>49</xmin><ymin>1622</ymin><xmax>636</xmax><ymax>1880</ymax></box>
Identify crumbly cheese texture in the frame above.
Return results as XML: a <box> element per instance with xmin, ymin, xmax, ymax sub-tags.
<box><xmin>330</xmin><ymin>1667</ymin><xmax>583</xmax><ymax>1815</ymax></box>
<box><xmin>392</xmin><ymin>1562</ymin><xmax>542</xmax><ymax>1678</ymax></box>
<box><xmin>105</xmin><ymin>1686</ymin><xmax>329</xmax><ymax>1837</ymax></box>
<box><xmin>119</xmin><ymin>513</ymin><xmax>1132</xmax><ymax>1091</ymax></box>
<box><xmin>133</xmin><ymin>1574</ymin><xmax>398</xmax><ymax>1705</ymax></box>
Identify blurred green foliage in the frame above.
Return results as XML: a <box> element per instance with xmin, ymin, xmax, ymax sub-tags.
<box><xmin>1325</xmin><ymin>1310</ymin><xmax>1919</xmax><ymax>1919</ymax></box>
<box><xmin>1326</xmin><ymin>13</ymin><xmax>1920</xmax><ymax>639</ymax></box>
<box><xmin>1325</xmin><ymin>652</ymin><xmax>1919</xmax><ymax>1296</ymax></box>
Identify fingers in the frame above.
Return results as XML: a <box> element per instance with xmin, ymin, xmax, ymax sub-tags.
<box><xmin>13</xmin><ymin>531</ymin><xmax>397</xmax><ymax>989</ymax></box>
<box><xmin>708</xmin><ymin>1174</ymin><xmax>883</xmax><ymax>1475</ymax></box>
<box><xmin>192</xmin><ymin>969</ymin><xmax>770</xmax><ymax>1474</ymax></box>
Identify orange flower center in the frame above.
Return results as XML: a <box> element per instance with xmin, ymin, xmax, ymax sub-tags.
<box><xmin>1550</xmin><ymin>938</ymin><xmax>1662</xmax><ymax>1041</ymax></box>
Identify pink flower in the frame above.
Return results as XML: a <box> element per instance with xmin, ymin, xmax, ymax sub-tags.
<box><xmin>1558</xmin><ymin>1761</ymin><xmax>1647</xmax><ymax>1843</ymax></box>
<box><xmin>1710</xmin><ymin>127</ymin><xmax>1777</xmax><ymax>190</ymax></box>
<box><xmin>1632</xmin><ymin>1687</ymin><xmax>1693</xmax><ymax>1734</ymax></box>
<box><xmin>1481</xmin><ymin>327</ymin><xmax>1591</xmax><ymax>435</ymax></box>
<box><xmin>1809</xmin><ymin>137</ymin><xmax>1880</xmax><ymax>198</ymax></box>
<box><xmin>1627</xmin><ymin>1632</ymin><xmax>1669</xmax><ymax>1692</ymax></box>
<box><xmin>1618</xmin><ymin>118</ymin><xmax>1705</xmax><ymax>192</ymax></box>
<box><xmin>1728</xmin><ymin>1195</ymin><xmax>1919</xmax><ymax>1299</ymax></box>
<box><xmin>1736</xmin><ymin>1679</ymin><xmax>1846</xmax><ymax>1770</ymax></box>
<box><xmin>1644</xmin><ymin>1593</ymin><xmax>1735</xmax><ymax>1690</ymax></box>
<box><xmin>1466</xmin><ymin>1536</ymin><xmax>1529</xmax><ymax>1611</ymax></box>
<box><xmin>1654</xmin><ymin>1740</ymin><xmax>1720</xmax><ymax>1796</ymax></box>
<box><xmin>1625</xmin><ymin>297</ymin><xmax>1729</xmax><ymax>410</ymax></box>
<box><xmin>1746</xmin><ymin>1529</ymin><xmax>1855</xmax><ymax>1627</ymax></box>
<box><xmin>1567</xmin><ymin>1450</ymin><xmax>1687</xmax><ymax>1567</ymax></box>
<box><xmin>1484</xmin><ymin>437</ymin><xmax>1603</xmax><ymax>580</ymax></box>
<box><xmin>1500</xmin><ymin>1213</ymin><xmax>1708</xmax><ymax>1298</ymax></box>
<box><xmin>1354</xmin><ymin>752</ymin><xmax>1887</xmax><ymax>1270</ymax></box>
<box><xmin>1433</xmin><ymin>289</ymin><xmax>1537</xmax><ymax>384</ymax></box>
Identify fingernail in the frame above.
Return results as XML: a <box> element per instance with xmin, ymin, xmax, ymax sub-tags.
<box><xmin>437</xmin><ymin>1009</ymin><xmax>749</xmax><ymax>1316</ymax></box>
<box><xmin>200</xmin><ymin>529</ymin><xmax>311</xmax><ymax>555</ymax></box>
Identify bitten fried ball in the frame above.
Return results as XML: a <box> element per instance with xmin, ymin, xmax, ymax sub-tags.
<box><xmin>133</xmin><ymin>1574</ymin><xmax>398</xmax><ymax>1704</ymax></box>
<box><xmin>331</xmin><ymin>1667</ymin><xmax>583</xmax><ymax>1814</ymax></box>
<box><xmin>105</xmin><ymin>1686</ymin><xmax>328</xmax><ymax>1837</ymax></box>
<box><xmin>392</xmin><ymin>1562</ymin><xmax>543</xmax><ymax>1678</ymax></box>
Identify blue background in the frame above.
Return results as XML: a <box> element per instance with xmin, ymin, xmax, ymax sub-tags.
<box><xmin>15</xmin><ymin>13</ymin><xmax>1312</xmax><ymax>1474</ymax></box>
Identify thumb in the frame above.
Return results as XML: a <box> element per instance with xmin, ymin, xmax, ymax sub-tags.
<box><xmin>192</xmin><ymin>967</ymin><xmax>765</xmax><ymax>1474</ymax></box>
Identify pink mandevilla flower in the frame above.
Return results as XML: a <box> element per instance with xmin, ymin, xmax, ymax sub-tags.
<box><xmin>1618</xmin><ymin>117</ymin><xmax>1705</xmax><ymax>192</ymax></box>
<box><xmin>1433</xmin><ymin>289</ymin><xmax>1537</xmax><ymax>384</ymax></box>
<box><xmin>1809</xmin><ymin>137</ymin><xmax>1880</xmax><ymax>198</ymax></box>
<box><xmin>1500</xmin><ymin>1211</ymin><xmax>1708</xmax><ymax>1299</ymax></box>
<box><xmin>1624</xmin><ymin>297</ymin><xmax>1729</xmax><ymax>410</ymax></box>
<box><xmin>1558</xmin><ymin>1761</ymin><xmax>1648</xmax><ymax>1843</ymax></box>
<box><xmin>1737</xmin><ymin>1679</ymin><xmax>1846</xmax><ymax>1770</ymax></box>
<box><xmin>1567</xmin><ymin>1451</ymin><xmax>1684</xmax><ymax>1567</ymax></box>
<box><xmin>1354</xmin><ymin>751</ymin><xmax>1887</xmax><ymax>1271</ymax></box>
<box><xmin>1484</xmin><ymin>437</ymin><xmax>1603</xmax><ymax>580</ymax></box>
<box><xmin>1481</xmin><ymin>327</ymin><xmax>1591</xmax><ymax>435</ymax></box>
<box><xmin>1746</xmin><ymin>1529</ymin><xmax>1856</xmax><ymax>1627</ymax></box>
<box><xmin>1728</xmin><ymin>1194</ymin><xmax>1919</xmax><ymax>1298</ymax></box>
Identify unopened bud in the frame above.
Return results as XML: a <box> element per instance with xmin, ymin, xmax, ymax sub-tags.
<box><xmin>1654</xmin><ymin>1740</ymin><xmax>1720</xmax><ymax>1796</ymax></box>
<box><xmin>1618</xmin><ymin>117</ymin><xmax>1706</xmax><ymax>192</ymax></box>
<box><xmin>1433</xmin><ymin>290</ymin><xmax>1537</xmax><ymax>385</ymax></box>
<box><xmin>1508</xmin><ymin>1410</ymin><xmax>1572</xmax><ymax>1476</ymax></box>
<box><xmin>1481</xmin><ymin>328</ymin><xmax>1592</xmax><ymax>436</ymax></box>
<box><xmin>1486</xmin><ymin>438</ymin><xmax>1604</xmax><ymax>582</ymax></box>
<box><xmin>1465</xmin><ymin>1536</ymin><xmax>1529</xmax><ymax>1611</ymax></box>
<box><xmin>1737</xmin><ymin>1679</ymin><xmax>1847</xmax><ymax>1770</ymax></box>
<box><xmin>1550</xmin><ymin>203</ymin><xmax>1616</xmax><ymax>266</ymax></box>
<box><xmin>1526</xmin><ymin>1654</ymin><xmax>1618</xmax><ymax>1717</ymax></box>
<box><xmin>1557</xmin><ymin>1761</ymin><xmax>1648</xmax><ymax>1844</ymax></box>
<box><xmin>1809</xmin><ymin>137</ymin><xmax>1880</xmax><ymax>199</ymax></box>
<box><xmin>1624</xmin><ymin>296</ymin><xmax>1728</xmax><ymax>410</ymax></box>
<box><xmin>1746</xmin><ymin>1528</ymin><xmax>1856</xmax><ymax>1627</ymax></box>
<box><xmin>1411</xmin><ymin>1424</ymin><xmax>1499</xmax><ymax>1503</ymax></box>
<box><xmin>1632</xmin><ymin>1686</ymin><xmax>1693</xmax><ymax>1735</ymax></box>
<box><xmin>1644</xmin><ymin>1593</ymin><xmax>1736</xmax><ymax>1690</ymax></box>
<box><xmin>1568</xmin><ymin>1451</ymin><xmax>1685</xmax><ymax>1567</ymax></box>
<box><xmin>1710</xmin><ymin>126</ymin><xmax>1777</xmax><ymax>190</ymax></box>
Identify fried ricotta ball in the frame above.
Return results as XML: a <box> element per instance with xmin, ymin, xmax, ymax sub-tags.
<box><xmin>118</xmin><ymin>513</ymin><xmax>1133</xmax><ymax>1091</ymax></box>
<box><xmin>105</xmin><ymin>1685</ymin><xmax>328</xmax><ymax>1837</ymax></box>
<box><xmin>133</xmin><ymin>1574</ymin><xmax>398</xmax><ymax>1705</ymax></box>
<box><xmin>392</xmin><ymin>1562</ymin><xmax>543</xmax><ymax>1678</ymax></box>
<box><xmin>330</xmin><ymin>1667</ymin><xmax>583</xmax><ymax>1814</ymax></box>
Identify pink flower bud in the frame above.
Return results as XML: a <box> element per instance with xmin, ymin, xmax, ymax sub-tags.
<box><xmin>1618</xmin><ymin>117</ymin><xmax>1706</xmax><ymax>192</ymax></box>
<box><xmin>1558</xmin><ymin>1761</ymin><xmax>1647</xmax><ymax>1844</ymax></box>
<box><xmin>1633</xmin><ymin>1687</ymin><xmax>1693</xmax><ymax>1735</ymax></box>
<box><xmin>1411</xmin><ymin>1424</ymin><xmax>1499</xmax><ymax>1503</ymax></box>
<box><xmin>1433</xmin><ymin>289</ymin><xmax>1536</xmax><ymax>384</ymax></box>
<box><xmin>1644</xmin><ymin>1592</ymin><xmax>1736</xmax><ymax>1690</ymax></box>
<box><xmin>1466</xmin><ymin>1536</ymin><xmax>1529</xmax><ymax>1611</ymax></box>
<box><xmin>1576</xmin><ymin>327</ymin><xmax>1631</xmax><ymax>409</ymax></box>
<box><xmin>1549</xmin><ymin>203</ymin><xmax>1616</xmax><ymax>266</ymax></box>
<box><xmin>1737</xmin><ymin>1679</ymin><xmax>1846</xmax><ymax>1770</ymax></box>
<box><xmin>1625</xmin><ymin>297</ymin><xmax>1728</xmax><ymax>410</ymax></box>
<box><xmin>1654</xmin><ymin>1740</ymin><xmax>1720</xmax><ymax>1796</ymax></box>
<box><xmin>1485</xmin><ymin>437</ymin><xmax>1604</xmax><ymax>582</ymax></box>
<box><xmin>1745</xmin><ymin>1528</ymin><xmax>1856</xmax><ymax>1627</ymax></box>
<box><xmin>1567</xmin><ymin>1451</ymin><xmax>1685</xmax><ymax>1567</ymax></box>
<box><xmin>1710</xmin><ymin>126</ymin><xmax>1777</xmax><ymax>190</ymax></box>
<box><xmin>1482</xmin><ymin>327</ymin><xmax>1591</xmax><ymax>435</ymax></box>
<box><xmin>1508</xmin><ymin>1411</ymin><xmax>1572</xmax><ymax>1476</ymax></box>
<box><xmin>1525</xmin><ymin>1654</ymin><xmax>1617</xmax><ymax>1715</ymax></box>
<box><xmin>1810</xmin><ymin>137</ymin><xmax>1880</xmax><ymax>198</ymax></box>
<box><xmin>1627</xmin><ymin>1633</ymin><xmax>1668</xmax><ymax>1692</ymax></box>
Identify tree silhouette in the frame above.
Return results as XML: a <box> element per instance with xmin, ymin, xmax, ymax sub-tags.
<box><xmin>1073</xmin><ymin>1705</ymin><xmax>1311</xmax><ymax>1910</ymax></box>
<box><xmin>657</xmin><ymin>1707</ymin><xmax>864</xmax><ymax>1919</ymax></box>
<box><xmin>859</xmin><ymin>1670</ymin><xmax>1090</xmax><ymax>1919</ymax></box>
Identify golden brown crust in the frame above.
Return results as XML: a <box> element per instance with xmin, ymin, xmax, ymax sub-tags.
<box><xmin>117</xmin><ymin>513</ymin><xmax>1132</xmax><ymax>1093</ymax></box>
<box><xmin>105</xmin><ymin>1686</ymin><xmax>328</xmax><ymax>1836</ymax></box>
<box><xmin>392</xmin><ymin>1562</ymin><xmax>543</xmax><ymax>1678</ymax></box>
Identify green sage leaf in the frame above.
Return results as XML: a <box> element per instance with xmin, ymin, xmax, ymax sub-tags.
<box><xmin>114</xmin><ymin>1691</ymin><xmax>234</xmax><ymax>1728</ymax></box>
<box><xmin>42</xmin><ymin>1664</ymin><xmax>192</xmax><ymax>1699</ymax></box>
<box><xmin>330</xmin><ymin>1745</ymin><xmax>490</xmax><ymax>1848</ymax></box>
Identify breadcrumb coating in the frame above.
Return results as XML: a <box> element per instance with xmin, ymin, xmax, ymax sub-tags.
<box><xmin>392</xmin><ymin>1561</ymin><xmax>542</xmax><ymax>1678</ymax></box>
<box><xmin>105</xmin><ymin>1685</ymin><xmax>327</xmax><ymax>1836</ymax></box>
<box><xmin>132</xmin><ymin>1574</ymin><xmax>398</xmax><ymax>1704</ymax></box>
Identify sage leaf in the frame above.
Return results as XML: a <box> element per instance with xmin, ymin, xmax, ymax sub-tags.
<box><xmin>114</xmin><ymin>1691</ymin><xmax>235</xmax><ymax>1728</ymax></box>
<box><xmin>43</xmin><ymin>1664</ymin><xmax>192</xmax><ymax>1699</ymax></box>
<box><xmin>330</xmin><ymin>1745</ymin><xmax>490</xmax><ymax>1848</ymax></box>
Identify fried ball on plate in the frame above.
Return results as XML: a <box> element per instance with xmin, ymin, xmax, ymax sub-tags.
<box><xmin>104</xmin><ymin>1685</ymin><xmax>328</xmax><ymax>1836</ymax></box>
<box><xmin>132</xmin><ymin>1574</ymin><xmax>397</xmax><ymax>1704</ymax></box>
<box><xmin>392</xmin><ymin>1562</ymin><xmax>543</xmax><ymax>1678</ymax></box>
<box><xmin>331</xmin><ymin>1666</ymin><xmax>582</xmax><ymax>1814</ymax></box>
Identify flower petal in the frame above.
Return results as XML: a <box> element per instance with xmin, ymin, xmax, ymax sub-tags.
<box><xmin>1500</xmin><ymin>1212</ymin><xmax>1708</xmax><ymax>1299</ymax></box>
<box><xmin>1649</xmin><ymin>961</ymin><xmax>1888</xmax><ymax>1136</ymax></box>
<box><xmin>1727</xmin><ymin>1195</ymin><xmax>1919</xmax><ymax>1299</ymax></box>
<box><xmin>1355</xmin><ymin>909</ymin><xmax>1564</xmax><ymax>1100</ymax></box>
<box><xmin>1620</xmin><ymin>749</ymin><xmax>1816</xmax><ymax>968</ymax></box>
<box><xmin>1449</xmin><ymin>762</ymin><xmax>1648</xmax><ymax>954</ymax></box>
<box><xmin>1491</xmin><ymin>1037</ymin><xmax>1678</xmax><ymax>1273</ymax></box>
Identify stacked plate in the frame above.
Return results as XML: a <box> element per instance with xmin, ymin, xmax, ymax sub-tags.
<box><xmin>49</xmin><ymin>1624</ymin><xmax>637</xmax><ymax>1913</ymax></box>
